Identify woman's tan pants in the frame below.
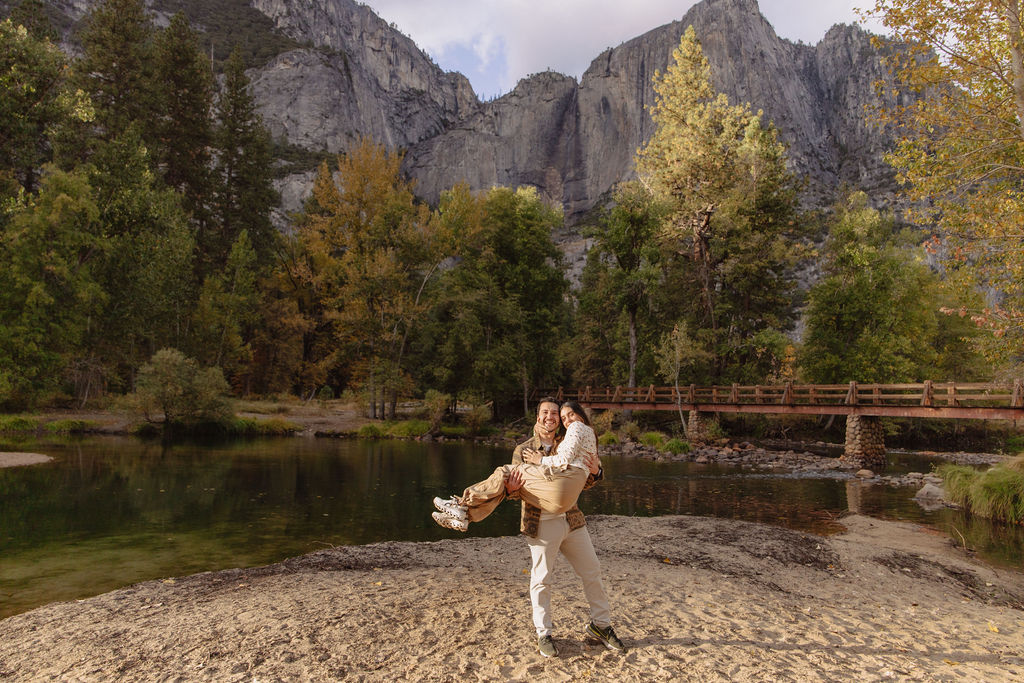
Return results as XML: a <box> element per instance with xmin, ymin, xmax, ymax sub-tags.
<box><xmin>458</xmin><ymin>464</ymin><xmax>588</xmax><ymax>522</ymax></box>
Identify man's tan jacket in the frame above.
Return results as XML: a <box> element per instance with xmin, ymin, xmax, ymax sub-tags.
<box><xmin>510</xmin><ymin>431</ymin><xmax>602</xmax><ymax>538</ymax></box>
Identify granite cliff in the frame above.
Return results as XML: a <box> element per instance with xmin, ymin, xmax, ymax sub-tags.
<box><xmin>13</xmin><ymin>0</ymin><xmax>902</xmax><ymax>226</ymax></box>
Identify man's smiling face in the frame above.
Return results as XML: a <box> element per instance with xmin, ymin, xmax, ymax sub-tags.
<box><xmin>536</xmin><ymin>401</ymin><xmax>560</xmax><ymax>434</ymax></box>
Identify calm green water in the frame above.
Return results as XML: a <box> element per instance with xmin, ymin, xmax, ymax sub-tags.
<box><xmin>1</xmin><ymin>435</ymin><xmax>1021</xmax><ymax>618</ymax></box>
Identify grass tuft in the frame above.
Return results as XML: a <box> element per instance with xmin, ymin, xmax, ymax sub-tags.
<box><xmin>663</xmin><ymin>438</ymin><xmax>691</xmax><ymax>455</ymax></box>
<box><xmin>0</xmin><ymin>416</ymin><xmax>39</xmax><ymax>433</ymax></box>
<box><xmin>938</xmin><ymin>460</ymin><xmax>1024</xmax><ymax>525</ymax></box>
<box><xmin>640</xmin><ymin>431</ymin><xmax>666</xmax><ymax>448</ymax></box>
<box><xmin>386</xmin><ymin>419</ymin><xmax>430</xmax><ymax>438</ymax></box>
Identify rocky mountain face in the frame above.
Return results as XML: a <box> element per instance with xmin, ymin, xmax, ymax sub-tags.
<box><xmin>404</xmin><ymin>0</ymin><xmax>901</xmax><ymax>222</ymax></box>
<box><xmin>19</xmin><ymin>0</ymin><xmax>901</xmax><ymax>227</ymax></box>
<box><xmin>244</xmin><ymin>0</ymin><xmax>902</xmax><ymax>225</ymax></box>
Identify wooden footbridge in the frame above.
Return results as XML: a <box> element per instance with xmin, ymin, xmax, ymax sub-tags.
<box><xmin>541</xmin><ymin>382</ymin><xmax>1024</xmax><ymax>469</ymax></box>
<box><xmin>543</xmin><ymin>381</ymin><xmax>1024</xmax><ymax>421</ymax></box>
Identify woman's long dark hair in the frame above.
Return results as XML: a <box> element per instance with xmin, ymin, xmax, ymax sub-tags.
<box><xmin>561</xmin><ymin>400</ymin><xmax>592</xmax><ymax>427</ymax></box>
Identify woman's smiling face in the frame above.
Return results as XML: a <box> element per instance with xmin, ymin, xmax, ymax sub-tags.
<box><xmin>560</xmin><ymin>405</ymin><xmax>582</xmax><ymax>428</ymax></box>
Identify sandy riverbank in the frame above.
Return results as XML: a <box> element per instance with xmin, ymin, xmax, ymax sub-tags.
<box><xmin>0</xmin><ymin>452</ymin><xmax>51</xmax><ymax>468</ymax></box>
<box><xmin>0</xmin><ymin>514</ymin><xmax>1021</xmax><ymax>681</ymax></box>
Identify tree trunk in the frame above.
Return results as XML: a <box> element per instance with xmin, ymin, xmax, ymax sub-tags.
<box><xmin>628</xmin><ymin>307</ymin><xmax>638</xmax><ymax>388</ymax></box>
<box><xmin>522</xmin><ymin>361</ymin><xmax>530</xmax><ymax>417</ymax></box>
<box><xmin>1005</xmin><ymin>1</ymin><xmax>1024</xmax><ymax>141</ymax></box>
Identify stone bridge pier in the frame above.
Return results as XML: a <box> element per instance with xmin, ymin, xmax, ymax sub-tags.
<box><xmin>842</xmin><ymin>415</ymin><xmax>886</xmax><ymax>471</ymax></box>
<box><xmin>687</xmin><ymin>410</ymin><xmax>713</xmax><ymax>443</ymax></box>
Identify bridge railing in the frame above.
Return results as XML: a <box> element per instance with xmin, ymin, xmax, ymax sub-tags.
<box><xmin>544</xmin><ymin>380</ymin><xmax>1024</xmax><ymax>408</ymax></box>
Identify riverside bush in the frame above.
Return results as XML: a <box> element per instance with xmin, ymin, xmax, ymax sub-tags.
<box><xmin>422</xmin><ymin>390</ymin><xmax>451</xmax><ymax>433</ymax></box>
<box><xmin>591</xmin><ymin>409</ymin><xmax>616</xmax><ymax>435</ymax></box>
<box><xmin>463</xmin><ymin>404</ymin><xmax>491</xmax><ymax>436</ymax></box>
<box><xmin>227</xmin><ymin>417</ymin><xmax>302</xmax><ymax>436</ymax></box>
<box><xmin>640</xmin><ymin>431</ymin><xmax>666</xmax><ymax>448</ymax></box>
<box><xmin>44</xmin><ymin>419</ymin><xmax>99</xmax><ymax>434</ymax></box>
<box><xmin>357</xmin><ymin>423</ymin><xmax>385</xmax><ymax>439</ymax></box>
<box><xmin>619</xmin><ymin>421</ymin><xmax>641</xmax><ymax>441</ymax></box>
<box><xmin>598</xmin><ymin>431</ymin><xmax>619</xmax><ymax>446</ymax></box>
<box><xmin>387</xmin><ymin>419</ymin><xmax>430</xmax><ymax>438</ymax></box>
<box><xmin>0</xmin><ymin>416</ymin><xmax>38</xmax><ymax>432</ymax></box>
<box><xmin>664</xmin><ymin>438</ymin><xmax>691</xmax><ymax>455</ymax></box>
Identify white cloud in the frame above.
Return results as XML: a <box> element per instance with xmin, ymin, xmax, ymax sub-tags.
<box><xmin>361</xmin><ymin>0</ymin><xmax>881</xmax><ymax>96</ymax></box>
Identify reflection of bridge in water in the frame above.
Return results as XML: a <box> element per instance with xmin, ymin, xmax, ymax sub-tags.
<box><xmin>542</xmin><ymin>381</ymin><xmax>1024</xmax><ymax>470</ymax></box>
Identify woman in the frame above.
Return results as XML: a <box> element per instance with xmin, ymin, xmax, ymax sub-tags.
<box><xmin>432</xmin><ymin>401</ymin><xmax>597</xmax><ymax>531</ymax></box>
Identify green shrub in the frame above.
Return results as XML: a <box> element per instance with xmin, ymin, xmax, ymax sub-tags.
<box><xmin>0</xmin><ymin>416</ymin><xmax>39</xmax><ymax>433</ymax></box>
<box><xmin>422</xmin><ymin>389</ymin><xmax>451</xmax><ymax>433</ymax></box>
<box><xmin>440</xmin><ymin>425</ymin><xmax>467</xmax><ymax>438</ymax></box>
<box><xmin>387</xmin><ymin>419</ymin><xmax>430</xmax><ymax>438</ymax></box>
<box><xmin>1005</xmin><ymin>435</ymin><xmax>1024</xmax><ymax>454</ymax></box>
<box><xmin>598</xmin><ymin>431</ymin><xmax>619</xmax><ymax>446</ymax></box>
<box><xmin>134</xmin><ymin>348</ymin><xmax>231</xmax><ymax>424</ymax></box>
<box><xmin>664</xmin><ymin>438</ymin><xmax>691</xmax><ymax>455</ymax></box>
<box><xmin>705</xmin><ymin>419</ymin><xmax>727</xmax><ymax>441</ymax></box>
<box><xmin>44</xmin><ymin>419</ymin><xmax>99</xmax><ymax>434</ymax></box>
<box><xmin>317</xmin><ymin>386</ymin><xmax>334</xmax><ymax>403</ymax></box>
<box><xmin>358</xmin><ymin>423</ymin><xmax>385</xmax><ymax>439</ymax></box>
<box><xmin>463</xmin><ymin>404</ymin><xmax>492</xmax><ymax>436</ymax></box>
<box><xmin>640</xmin><ymin>431</ymin><xmax>665</xmax><ymax>448</ymax></box>
<box><xmin>591</xmin><ymin>409</ymin><xmax>616</xmax><ymax>435</ymax></box>
<box><xmin>619</xmin><ymin>421</ymin><xmax>641</xmax><ymax>441</ymax></box>
<box><xmin>228</xmin><ymin>417</ymin><xmax>303</xmax><ymax>436</ymax></box>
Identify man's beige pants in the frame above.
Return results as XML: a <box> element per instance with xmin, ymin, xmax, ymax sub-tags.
<box><xmin>529</xmin><ymin>517</ymin><xmax>611</xmax><ymax>637</ymax></box>
<box><xmin>458</xmin><ymin>464</ymin><xmax>588</xmax><ymax>522</ymax></box>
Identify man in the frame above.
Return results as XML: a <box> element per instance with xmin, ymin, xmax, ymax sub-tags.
<box><xmin>506</xmin><ymin>397</ymin><xmax>626</xmax><ymax>658</ymax></box>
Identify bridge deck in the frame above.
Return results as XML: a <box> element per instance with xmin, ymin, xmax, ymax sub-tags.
<box><xmin>543</xmin><ymin>381</ymin><xmax>1024</xmax><ymax>421</ymax></box>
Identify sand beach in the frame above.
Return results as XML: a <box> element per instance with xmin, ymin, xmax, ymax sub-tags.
<box><xmin>0</xmin><ymin>513</ymin><xmax>1021</xmax><ymax>681</ymax></box>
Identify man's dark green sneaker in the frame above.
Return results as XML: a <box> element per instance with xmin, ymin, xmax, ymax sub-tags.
<box><xmin>538</xmin><ymin>635</ymin><xmax>557</xmax><ymax>658</ymax></box>
<box><xmin>586</xmin><ymin>622</ymin><xmax>626</xmax><ymax>652</ymax></box>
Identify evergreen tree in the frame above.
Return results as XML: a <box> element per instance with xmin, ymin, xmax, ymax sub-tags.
<box><xmin>83</xmin><ymin>130</ymin><xmax>196</xmax><ymax>389</ymax></box>
<box><xmin>799</xmin><ymin>192</ymin><xmax>988</xmax><ymax>383</ymax></box>
<box><xmin>636</xmin><ymin>26</ymin><xmax>808</xmax><ymax>383</ymax></box>
<box><xmin>151</xmin><ymin>12</ymin><xmax>214</xmax><ymax>230</ymax></box>
<box><xmin>578</xmin><ymin>181</ymin><xmax>665</xmax><ymax>387</ymax></box>
<box><xmin>0</xmin><ymin>18</ymin><xmax>90</xmax><ymax>198</ymax></box>
<box><xmin>0</xmin><ymin>167</ymin><xmax>104</xmax><ymax>408</ymax></box>
<box><xmin>74</xmin><ymin>0</ymin><xmax>154</xmax><ymax>142</ymax></box>
<box><xmin>191</xmin><ymin>230</ymin><xmax>261</xmax><ymax>384</ymax></box>
<box><xmin>5</xmin><ymin>0</ymin><xmax>57</xmax><ymax>41</ymax></box>
<box><xmin>212</xmin><ymin>47</ymin><xmax>279</xmax><ymax>271</ymax></box>
<box><xmin>421</xmin><ymin>186</ymin><xmax>568</xmax><ymax>416</ymax></box>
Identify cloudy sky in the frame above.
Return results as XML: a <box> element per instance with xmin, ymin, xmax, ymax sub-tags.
<box><xmin>361</xmin><ymin>1</ymin><xmax>884</xmax><ymax>99</ymax></box>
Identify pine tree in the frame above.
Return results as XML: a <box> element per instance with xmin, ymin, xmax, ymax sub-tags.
<box><xmin>636</xmin><ymin>26</ymin><xmax>808</xmax><ymax>383</ymax></box>
<box><xmin>0</xmin><ymin>17</ymin><xmax>90</xmax><ymax>197</ymax></box>
<box><xmin>151</xmin><ymin>12</ymin><xmax>214</xmax><ymax>230</ymax></box>
<box><xmin>212</xmin><ymin>47</ymin><xmax>279</xmax><ymax>271</ymax></box>
<box><xmin>74</xmin><ymin>0</ymin><xmax>154</xmax><ymax>141</ymax></box>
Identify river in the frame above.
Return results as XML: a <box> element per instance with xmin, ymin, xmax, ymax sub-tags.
<box><xmin>0</xmin><ymin>435</ymin><xmax>1020</xmax><ymax>618</ymax></box>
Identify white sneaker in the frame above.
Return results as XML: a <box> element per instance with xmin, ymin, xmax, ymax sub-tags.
<box><xmin>432</xmin><ymin>511</ymin><xmax>468</xmax><ymax>532</ymax></box>
<box><xmin>433</xmin><ymin>496</ymin><xmax>468</xmax><ymax>520</ymax></box>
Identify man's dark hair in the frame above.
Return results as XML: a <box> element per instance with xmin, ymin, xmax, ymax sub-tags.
<box><xmin>536</xmin><ymin>396</ymin><xmax>561</xmax><ymax>408</ymax></box>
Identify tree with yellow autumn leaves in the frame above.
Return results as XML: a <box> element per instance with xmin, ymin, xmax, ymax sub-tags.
<box><xmin>866</xmin><ymin>0</ymin><xmax>1024</xmax><ymax>372</ymax></box>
